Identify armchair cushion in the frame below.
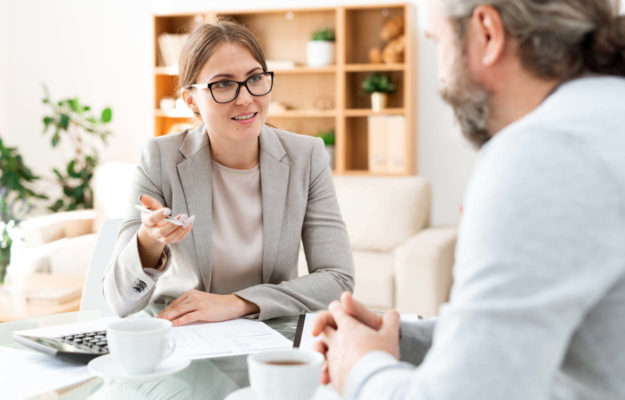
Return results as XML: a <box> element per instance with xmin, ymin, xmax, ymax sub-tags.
<box><xmin>394</xmin><ymin>227</ymin><xmax>457</xmax><ymax>317</ymax></box>
<box><xmin>19</xmin><ymin>210</ymin><xmax>96</xmax><ymax>247</ymax></box>
<box><xmin>333</xmin><ymin>176</ymin><xmax>431</xmax><ymax>252</ymax></box>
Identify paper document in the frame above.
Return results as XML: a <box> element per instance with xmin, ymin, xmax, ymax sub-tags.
<box><xmin>175</xmin><ymin>319</ymin><xmax>292</xmax><ymax>359</ymax></box>
<box><xmin>0</xmin><ymin>345</ymin><xmax>94</xmax><ymax>400</ymax></box>
<box><xmin>14</xmin><ymin>317</ymin><xmax>292</xmax><ymax>360</ymax></box>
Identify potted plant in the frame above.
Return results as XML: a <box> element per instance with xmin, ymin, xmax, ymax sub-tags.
<box><xmin>307</xmin><ymin>27</ymin><xmax>335</xmax><ymax>67</ymax></box>
<box><xmin>0</xmin><ymin>138</ymin><xmax>47</xmax><ymax>285</ymax></box>
<box><xmin>41</xmin><ymin>85</ymin><xmax>113</xmax><ymax>212</ymax></box>
<box><xmin>318</xmin><ymin>129</ymin><xmax>336</xmax><ymax>169</ymax></box>
<box><xmin>361</xmin><ymin>73</ymin><xmax>396</xmax><ymax>112</ymax></box>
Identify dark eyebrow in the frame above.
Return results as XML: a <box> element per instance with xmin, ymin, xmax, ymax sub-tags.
<box><xmin>209</xmin><ymin>67</ymin><xmax>263</xmax><ymax>81</ymax></box>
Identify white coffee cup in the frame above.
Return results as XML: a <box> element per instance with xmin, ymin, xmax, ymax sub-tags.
<box><xmin>107</xmin><ymin>318</ymin><xmax>176</xmax><ymax>374</ymax></box>
<box><xmin>247</xmin><ymin>349</ymin><xmax>324</xmax><ymax>400</ymax></box>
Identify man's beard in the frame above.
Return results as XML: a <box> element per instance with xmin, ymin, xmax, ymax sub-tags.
<box><xmin>440</xmin><ymin>45</ymin><xmax>493</xmax><ymax>149</ymax></box>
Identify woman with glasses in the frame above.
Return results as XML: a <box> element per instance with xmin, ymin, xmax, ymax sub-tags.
<box><xmin>103</xmin><ymin>21</ymin><xmax>354</xmax><ymax>324</ymax></box>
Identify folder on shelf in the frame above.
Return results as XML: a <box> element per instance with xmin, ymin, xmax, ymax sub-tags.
<box><xmin>368</xmin><ymin>115</ymin><xmax>406</xmax><ymax>173</ymax></box>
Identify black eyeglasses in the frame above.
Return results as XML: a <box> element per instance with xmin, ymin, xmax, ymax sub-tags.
<box><xmin>188</xmin><ymin>71</ymin><xmax>274</xmax><ymax>104</ymax></box>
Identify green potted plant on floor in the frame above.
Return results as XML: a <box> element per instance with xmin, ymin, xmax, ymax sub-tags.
<box><xmin>361</xmin><ymin>73</ymin><xmax>396</xmax><ymax>112</ymax></box>
<box><xmin>0</xmin><ymin>137</ymin><xmax>47</xmax><ymax>285</ymax></box>
<box><xmin>41</xmin><ymin>85</ymin><xmax>113</xmax><ymax>212</ymax></box>
<box><xmin>307</xmin><ymin>27</ymin><xmax>336</xmax><ymax>67</ymax></box>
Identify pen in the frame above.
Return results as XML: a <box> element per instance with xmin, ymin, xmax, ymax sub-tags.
<box><xmin>135</xmin><ymin>204</ymin><xmax>194</xmax><ymax>228</ymax></box>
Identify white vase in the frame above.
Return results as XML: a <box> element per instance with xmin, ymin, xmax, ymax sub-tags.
<box><xmin>371</xmin><ymin>92</ymin><xmax>388</xmax><ymax>112</ymax></box>
<box><xmin>307</xmin><ymin>41</ymin><xmax>335</xmax><ymax>67</ymax></box>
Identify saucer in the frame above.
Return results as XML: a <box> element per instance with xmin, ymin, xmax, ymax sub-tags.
<box><xmin>225</xmin><ymin>385</ymin><xmax>340</xmax><ymax>400</ymax></box>
<box><xmin>88</xmin><ymin>353</ymin><xmax>191</xmax><ymax>383</ymax></box>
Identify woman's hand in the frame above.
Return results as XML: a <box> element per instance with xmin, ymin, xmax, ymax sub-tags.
<box><xmin>157</xmin><ymin>289</ymin><xmax>260</xmax><ymax>326</ymax></box>
<box><xmin>137</xmin><ymin>194</ymin><xmax>194</xmax><ymax>269</ymax></box>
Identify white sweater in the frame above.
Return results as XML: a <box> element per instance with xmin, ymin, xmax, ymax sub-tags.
<box><xmin>344</xmin><ymin>76</ymin><xmax>625</xmax><ymax>400</ymax></box>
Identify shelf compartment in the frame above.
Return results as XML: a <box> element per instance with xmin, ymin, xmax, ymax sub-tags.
<box><xmin>344</xmin><ymin>117</ymin><xmax>369</xmax><ymax>171</ymax></box>
<box><xmin>345</xmin><ymin>71</ymin><xmax>404</xmax><ymax>110</ymax></box>
<box><xmin>266</xmin><ymin>116</ymin><xmax>335</xmax><ymax>136</ymax></box>
<box><xmin>154</xmin><ymin>14</ymin><xmax>201</xmax><ymax>67</ymax></box>
<box><xmin>272</xmin><ymin>73</ymin><xmax>336</xmax><ymax>111</ymax></box>
<box><xmin>154</xmin><ymin>115</ymin><xmax>196</xmax><ymax>137</ymax></box>
<box><xmin>155</xmin><ymin>74</ymin><xmax>181</xmax><ymax>110</ymax></box>
<box><xmin>344</xmin><ymin>5</ymin><xmax>405</xmax><ymax>64</ymax></box>
<box><xmin>220</xmin><ymin>9</ymin><xmax>336</xmax><ymax>67</ymax></box>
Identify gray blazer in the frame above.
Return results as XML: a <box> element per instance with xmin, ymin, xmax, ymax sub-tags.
<box><xmin>102</xmin><ymin>124</ymin><xmax>354</xmax><ymax>319</ymax></box>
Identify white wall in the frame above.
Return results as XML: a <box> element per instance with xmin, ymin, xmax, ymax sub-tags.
<box><xmin>0</xmin><ymin>0</ymin><xmax>8</xmax><ymax>134</ymax></box>
<box><xmin>0</xmin><ymin>0</ymin><xmax>472</xmax><ymax>225</ymax></box>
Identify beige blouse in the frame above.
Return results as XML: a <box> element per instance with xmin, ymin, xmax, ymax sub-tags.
<box><xmin>209</xmin><ymin>159</ymin><xmax>263</xmax><ymax>294</ymax></box>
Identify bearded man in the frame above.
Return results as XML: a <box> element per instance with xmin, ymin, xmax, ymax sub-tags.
<box><xmin>313</xmin><ymin>1</ymin><xmax>625</xmax><ymax>399</ymax></box>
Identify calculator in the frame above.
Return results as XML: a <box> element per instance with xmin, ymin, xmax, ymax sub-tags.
<box><xmin>13</xmin><ymin>330</ymin><xmax>109</xmax><ymax>364</ymax></box>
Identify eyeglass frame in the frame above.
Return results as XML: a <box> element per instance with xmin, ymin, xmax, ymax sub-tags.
<box><xmin>187</xmin><ymin>71</ymin><xmax>274</xmax><ymax>104</ymax></box>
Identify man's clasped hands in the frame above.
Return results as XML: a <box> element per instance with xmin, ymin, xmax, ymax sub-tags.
<box><xmin>312</xmin><ymin>292</ymin><xmax>402</xmax><ymax>393</ymax></box>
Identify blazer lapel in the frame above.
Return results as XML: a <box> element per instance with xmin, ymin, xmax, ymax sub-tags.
<box><xmin>259</xmin><ymin>126</ymin><xmax>289</xmax><ymax>282</ymax></box>
<box><xmin>176</xmin><ymin>124</ymin><xmax>213</xmax><ymax>291</ymax></box>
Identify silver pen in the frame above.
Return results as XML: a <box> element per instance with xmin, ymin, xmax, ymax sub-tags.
<box><xmin>135</xmin><ymin>204</ymin><xmax>194</xmax><ymax>228</ymax></box>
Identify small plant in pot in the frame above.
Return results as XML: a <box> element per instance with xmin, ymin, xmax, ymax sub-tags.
<box><xmin>361</xmin><ymin>73</ymin><xmax>396</xmax><ymax>112</ymax></box>
<box><xmin>317</xmin><ymin>129</ymin><xmax>335</xmax><ymax>169</ymax></box>
<box><xmin>307</xmin><ymin>27</ymin><xmax>335</xmax><ymax>67</ymax></box>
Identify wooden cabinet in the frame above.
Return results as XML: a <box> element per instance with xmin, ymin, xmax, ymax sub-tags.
<box><xmin>153</xmin><ymin>3</ymin><xmax>416</xmax><ymax>175</ymax></box>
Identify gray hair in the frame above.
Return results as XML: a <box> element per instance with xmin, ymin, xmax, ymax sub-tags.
<box><xmin>442</xmin><ymin>0</ymin><xmax>625</xmax><ymax>79</ymax></box>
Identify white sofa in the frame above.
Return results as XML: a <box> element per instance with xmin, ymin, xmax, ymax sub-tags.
<box><xmin>14</xmin><ymin>163</ymin><xmax>457</xmax><ymax>317</ymax></box>
<box><xmin>299</xmin><ymin>176</ymin><xmax>457</xmax><ymax>317</ymax></box>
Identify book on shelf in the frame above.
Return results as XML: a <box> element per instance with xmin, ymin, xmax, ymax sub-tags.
<box><xmin>158</xmin><ymin>33</ymin><xmax>189</xmax><ymax>68</ymax></box>
<box><xmin>26</xmin><ymin>287</ymin><xmax>81</xmax><ymax>304</ymax></box>
<box><xmin>368</xmin><ymin>115</ymin><xmax>406</xmax><ymax>173</ymax></box>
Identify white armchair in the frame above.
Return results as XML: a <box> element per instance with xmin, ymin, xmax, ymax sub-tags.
<box><xmin>9</xmin><ymin>162</ymin><xmax>136</xmax><ymax>278</ymax></box>
<box><xmin>299</xmin><ymin>176</ymin><xmax>457</xmax><ymax>317</ymax></box>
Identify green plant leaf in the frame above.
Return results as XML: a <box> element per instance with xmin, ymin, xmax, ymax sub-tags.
<box><xmin>72</xmin><ymin>186</ymin><xmax>84</xmax><ymax>202</ymax></box>
<box><xmin>68</xmin><ymin>98</ymin><xmax>81</xmax><ymax>113</ymax></box>
<box><xmin>51</xmin><ymin>131</ymin><xmax>60</xmax><ymax>147</ymax></box>
<box><xmin>311</xmin><ymin>27</ymin><xmax>335</xmax><ymax>41</ymax></box>
<box><xmin>48</xmin><ymin>199</ymin><xmax>64</xmax><ymax>212</ymax></box>
<box><xmin>42</xmin><ymin>116</ymin><xmax>55</xmax><ymax>133</ymax></box>
<box><xmin>361</xmin><ymin>73</ymin><xmax>395</xmax><ymax>93</ymax></box>
<box><xmin>101</xmin><ymin>108</ymin><xmax>112</xmax><ymax>123</ymax></box>
<box><xmin>52</xmin><ymin>168</ymin><xmax>64</xmax><ymax>182</ymax></box>
<box><xmin>59</xmin><ymin>113</ymin><xmax>70</xmax><ymax>130</ymax></box>
<box><xmin>67</xmin><ymin>160</ymin><xmax>82</xmax><ymax>178</ymax></box>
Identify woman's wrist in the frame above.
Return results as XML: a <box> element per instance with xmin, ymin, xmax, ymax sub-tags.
<box><xmin>137</xmin><ymin>226</ymin><xmax>166</xmax><ymax>269</ymax></box>
<box><xmin>231</xmin><ymin>295</ymin><xmax>260</xmax><ymax>317</ymax></box>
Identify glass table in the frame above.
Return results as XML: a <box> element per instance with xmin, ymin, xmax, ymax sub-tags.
<box><xmin>0</xmin><ymin>308</ymin><xmax>306</xmax><ymax>400</ymax></box>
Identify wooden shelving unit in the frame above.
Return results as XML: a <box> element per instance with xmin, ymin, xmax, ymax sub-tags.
<box><xmin>153</xmin><ymin>3</ymin><xmax>416</xmax><ymax>175</ymax></box>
